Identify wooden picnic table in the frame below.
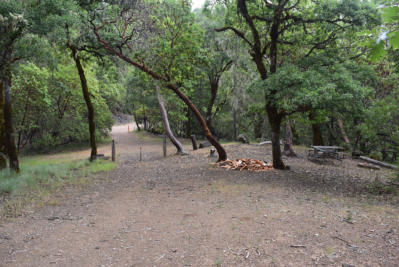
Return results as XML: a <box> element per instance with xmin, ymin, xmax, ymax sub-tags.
<box><xmin>307</xmin><ymin>146</ymin><xmax>345</xmax><ymax>160</ymax></box>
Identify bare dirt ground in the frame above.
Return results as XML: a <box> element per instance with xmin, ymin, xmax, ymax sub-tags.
<box><xmin>1</xmin><ymin>123</ymin><xmax>399</xmax><ymax>267</ymax></box>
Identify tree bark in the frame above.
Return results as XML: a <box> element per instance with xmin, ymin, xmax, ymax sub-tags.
<box><xmin>133</xmin><ymin>112</ymin><xmax>141</xmax><ymax>131</ymax></box>
<box><xmin>69</xmin><ymin>46</ymin><xmax>97</xmax><ymax>161</ymax></box>
<box><xmin>267</xmin><ymin>9</ymin><xmax>285</xmax><ymax>169</ymax></box>
<box><xmin>267</xmin><ymin>107</ymin><xmax>285</xmax><ymax>169</ymax></box>
<box><xmin>253</xmin><ymin>114</ymin><xmax>263</xmax><ymax>139</ymax></box>
<box><xmin>185</xmin><ymin>107</ymin><xmax>191</xmax><ymax>138</ymax></box>
<box><xmin>155</xmin><ymin>85</ymin><xmax>187</xmax><ymax>155</ymax></box>
<box><xmin>0</xmin><ymin>80</ymin><xmax>7</xmax><ymax>170</ymax></box>
<box><xmin>233</xmin><ymin>108</ymin><xmax>238</xmax><ymax>141</ymax></box>
<box><xmin>309</xmin><ymin>112</ymin><xmax>324</xmax><ymax>146</ymax></box>
<box><xmin>232</xmin><ymin>36</ymin><xmax>239</xmax><ymax>141</ymax></box>
<box><xmin>205</xmin><ymin>79</ymin><xmax>218</xmax><ymax>128</ymax></box>
<box><xmin>283</xmin><ymin>121</ymin><xmax>296</xmax><ymax>157</ymax></box>
<box><xmin>2</xmin><ymin>74</ymin><xmax>19</xmax><ymax>172</ymax></box>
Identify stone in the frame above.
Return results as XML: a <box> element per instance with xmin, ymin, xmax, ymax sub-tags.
<box><xmin>238</xmin><ymin>134</ymin><xmax>249</xmax><ymax>144</ymax></box>
<box><xmin>199</xmin><ymin>141</ymin><xmax>211</xmax><ymax>148</ymax></box>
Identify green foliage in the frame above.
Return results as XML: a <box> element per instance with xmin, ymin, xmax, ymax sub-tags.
<box><xmin>12</xmin><ymin>59</ymin><xmax>113</xmax><ymax>152</ymax></box>
<box><xmin>248</xmin><ymin>60</ymin><xmax>373</xmax><ymax>116</ymax></box>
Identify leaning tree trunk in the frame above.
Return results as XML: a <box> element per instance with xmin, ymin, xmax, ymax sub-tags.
<box><xmin>309</xmin><ymin>112</ymin><xmax>324</xmax><ymax>146</ymax></box>
<box><xmin>70</xmin><ymin>47</ymin><xmax>97</xmax><ymax>161</ymax></box>
<box><xmin>155</xmin><ymin>85</ymin><xmax>187</xmax><ymax>155</ymax></box>
<box><xmin>283</xmin><ymin>121</ymin><xmax>296</xmax><ymax>157</ymax></box>
<box><xmin>165</xmin><ymin>83</ymin><xmax>227</xmax><ymax>161</ymax></box>
<box><xmin>0</xmin><ymin>80</ymin><xmax>7</xmax><ymax>170</ymax></box>
<box><xmin>2</xmin><ymin>74</ymin><xmax>19</xmax><ymax>172</ymax></box>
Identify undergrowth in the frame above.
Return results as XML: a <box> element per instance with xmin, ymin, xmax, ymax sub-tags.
<box><xmin>367</xmin><ymin>171</ymin><xmax>399</xmax><ymax>196</ymax></box>
<box><xmin>0</xmin><ymin>157</ymin><xmax>116</xmax><ymax>218</ymax></box>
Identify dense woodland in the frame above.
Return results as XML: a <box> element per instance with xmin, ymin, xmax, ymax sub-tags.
<box><xmin>1</xmin><ymin>0</ymin><xmax>399</xmax><ymax>172</ymax></box>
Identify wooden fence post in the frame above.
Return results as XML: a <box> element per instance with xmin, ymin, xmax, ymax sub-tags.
<box><xmin>163</xmin><ymin>135</ymin><xmax>167</xmax><ymax>157</ymax></box>
<box><xmin>190</xmin><ymin>135</ymin><xmax>198</xmax><ymax>150</ymax></box>
<box><xmin>112</xmin><ymin>140</ymin><xmax>115</xmax><ymax>162</ymax></box>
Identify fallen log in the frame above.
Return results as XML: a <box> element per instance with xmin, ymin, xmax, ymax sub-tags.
<box><xmin>357</xmin><ymin>163</ymin><xmax>380</xmax><ymax>170</ymax></box>
<box><xmin>359</xmin><ymin>156</ymin><xmax>398</xmax><ymax>170</ymax></box>
<box><xmin>258</xmin><ymin>141</ymin><xmax>272</xmax><ymax>146</ymax></box>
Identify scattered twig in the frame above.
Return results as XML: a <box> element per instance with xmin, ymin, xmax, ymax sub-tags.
<box><xmin>154</xmin><ymin>254</ymin><xmax>165</xmax><ymax>263</ymax></box>
<box><xmin>343</xmin><ymin>218</ymin><xmax>355</xmax><ymax>224</ymax></box>
<box><xmin>245</xmin><ymin>250</ymin><xmax>250</xmax><ymax>259</ymax></box>
<box><xmin>290</xmin><ymin>244</ymin><xmax>306</xmax><ymax>248</ymax></box>
<box><xmin>332</xmin><ymin>236</ymin><xmax>358</xmax><ymax>249</ymax></box>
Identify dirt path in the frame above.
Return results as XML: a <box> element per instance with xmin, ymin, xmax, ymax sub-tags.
<box><xmin>1</xmin><ymin>124</ymin><xmax>399</xmax><ymax>266</ymax></box>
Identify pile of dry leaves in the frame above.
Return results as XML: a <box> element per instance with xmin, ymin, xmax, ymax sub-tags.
<box><xmin>216</xmin><ymin>158</ymin><xmax>273</xmax><ymax>172</ymax></box>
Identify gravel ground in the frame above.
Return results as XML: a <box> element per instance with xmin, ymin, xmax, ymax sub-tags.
<box><xmin>0</xmin><ymin>124</ymin><xmax>398</xmax><ymax>266</ymax></box>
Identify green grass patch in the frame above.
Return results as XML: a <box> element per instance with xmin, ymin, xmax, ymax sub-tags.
<box><xmin>133</xmin><ymin>130</ymin><xmax>164</xmax><ymax>143</ymax></box>
<box><xmin>0</xmin><ymin>157</ymin><xmax>116</xmax><ymax>218</ymax></box>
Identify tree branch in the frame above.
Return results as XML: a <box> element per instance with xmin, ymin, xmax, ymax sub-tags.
<box><xmin>215</xmin><ymin>27</ymin><xmax>253</xmax><ymax>47</ymax></box>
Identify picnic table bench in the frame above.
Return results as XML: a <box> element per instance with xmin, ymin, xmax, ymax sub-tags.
<box><xmin>307</xmin><ymin>146</ymin><xmax>345</xmax><ymax>161</ymax></box>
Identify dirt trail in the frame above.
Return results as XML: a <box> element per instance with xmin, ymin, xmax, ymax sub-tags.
<box><xmin>1</xmin><ymin>124</ymin><xmax>399</xmax><ymax>266</ymax></box>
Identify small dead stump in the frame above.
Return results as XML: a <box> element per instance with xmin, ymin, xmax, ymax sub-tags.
<box><xmin>238</xmin><ymin>134</ymin><xmax>249</xmax><ymax>144</ymax></box>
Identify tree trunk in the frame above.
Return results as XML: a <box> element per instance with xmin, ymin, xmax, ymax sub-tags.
<box><xmin>327</xmin><ymin>117</ymin><xmax>336</xmax><ymax>146</ymax></box>
<box><xmin>267</xmin><ymin>12</ymin><xmax>285</xmax><ymax>169</ymax></box>
<box><xmin>267</xmin><ymin>107</ymin><xmax>285</xmax><ymax>169</ymax></box>
<box><xmin>337</xmin><ymin>119</ymin><xmax>350</xmax><ymax>145</ymax></box>
<box><xmin>309</xmin><ymin>112</ymin><xmax>324</xmax><ymax>146</ymax></box>
<box><xmin>2</xmin><ymin>75</ymin><xmax>19</xmax><ymax>172</ymax></box>
<box><xmin>185</xmin><ymin>107</ymin><xmax>191</xmax><ymax>138</ymax></box>
<box><xmin>143</xmin><ymin>105</ymin><xmax>148</xmax><ymax>131</ymax></box>
<box><xmin>291</xmin><ymin>121</ymin><xmax>300</xmax><ymax>145</ymax></box>
<box><xmin>155</xmin><ymin>85</ymin><xmax>187</xmax><ymax>155</ymax></box>
<box><xmin>233</xmin><ymin>108</ymin><xmax>238</xmax><ymax>141</ymax></box>
<box><xmin>232</xmin><ymin>36</ymin><xmax>239</xmax><ymax>141</ymax></box>
<box><xmin>253</xmin><ymin>114</ymin><xmax>263</xmax><ymax>139</ymax></box>
<box><xmin>283</xmin><ymin>121</ymin><xmax>296</xmax><ymax>157</ymax></box>
<box><xmin>133</xmin><ymin>112</ymin><xmax>141</xmax><ymax>131</ymax></box>
<box><xmin>70</xmin><ymin>46</ymin><xmax>97</xmax><ymax>161</ymax></box>
<box><xmin>165</xmin><ymin>83</ymin><xmax>227</xmax><ymax>161</ymax></box>
<box><xmin>0</xmin><ymin>80</ymin><xmax>7</xmax><ymax>170</ymax></box>
<box><xmin>205</xmin><ymin>80</ymin><xmax>218</xmax><ymax>128</ymax></box>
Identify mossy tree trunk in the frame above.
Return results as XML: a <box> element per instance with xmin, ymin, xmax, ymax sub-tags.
<box><xmin>69</xmin><ymin>45</ymin><xmax>97</xmax><ymax>161</ymax></box>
